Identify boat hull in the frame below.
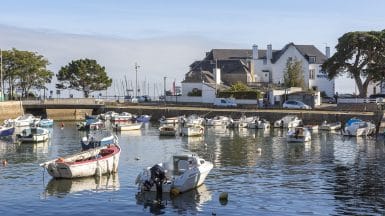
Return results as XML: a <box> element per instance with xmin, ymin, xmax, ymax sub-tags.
<box><xmin>0</xmin><ymin>127</ymin><xmax>15</xmax><ymax>137</ymax></box>
<box><xmin>46</xmin><ymin>145</ymin><xmax>121</xmax><ymax>179</ymax></box>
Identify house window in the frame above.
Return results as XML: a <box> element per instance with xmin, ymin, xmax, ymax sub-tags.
<box><xmin>309</xmin><ymin>69</ymin><xmax>315</xmax><ymax>80</ymax></box>
<box><xmin>263</xmin><ymin>59</ymin><xmax>267</xmax><ymax>65</ymax></box>
<box><xmin>309</xmin><ymin>56</ymin><xmax>316</xmax><ymax>63</ymax></box>
<box><xmin>288</xmin><ymin>57</ymin><xmax>292</xmax><ymax>62</ymax></box>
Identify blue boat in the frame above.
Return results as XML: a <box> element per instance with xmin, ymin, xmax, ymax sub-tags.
<box><xmin>136</xmin><ymin>115</ymin><xmax>152</xmax><ymax>123</ymax></box>
<box><xmin>80</xmin><ymin>130</ymin><xmax>116</xmax><ymax>150</ymax></box>
<box><xmin>38</xmin><ymin>119</ymin><xmax>54</xmax><ymax>127</ymax></box>
<box><xmin>0</xmin><ymin>125</ymin><xmax>15</xmax><ymax>137</ymax></box>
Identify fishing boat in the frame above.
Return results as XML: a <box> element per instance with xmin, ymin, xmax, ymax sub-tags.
<box><xmin>159</xmin><ymin>125</ymin><xmax>177</xmax><ymax>136</ymax></box>
<box><xmin>16</xmin><ymin>127</ymin><xmax>50</xmax><ymax>143</ymax></box>
<box><xmin>341</xmin><ymin>118</ymin><xmax>376</xmax><ymax>136</ymax></box>
<box><xmin>113</xmin><ymin>122</ymin><xmax>142</xmax><ymax>131</ymax></box>
<box><xmin>273</xmin><ymin>115</ymin><xmax>302</xmax><ymax>128</ymax></box>
<box><xmin>248</xmin><ymin>118</ymin><xmax>270</xmax><ymax>129</ymax></box>
<box><xmin>135</xmin><ymin>154</ymin><xmax>213</xmax><ymax>193</ymax></box>
<box><xmin>135</xmin><ymin>115</ymin><xmax>152</xmax><ymax>123</ymax></box>
<box><xmin>0</xmin><ymin>125</ymin><xmax>15</xmax><ymax>137</ymax></box>
<box><xmin>38</xmin><ymin>119</ymin><xmax>54</xmax><ymax>127</ymax></box>
<box><xmin>81</xmin><ymin>130</ymin><xmax>116</xmax><ymax>150</ymax></box>
<box><xmin>181</xmin><ymin>125</ymin><xmax>204</xmax><ymax>137</ymax></box>
<box><xmin>287</xmin><ymin>127</ymin><xmax>311</xmax><ymax>142</ymax></box>
<box><xmin>77</xmin><ymin>119</ymin><xmax>104</xmax><ymax>131</ymax></box>
<box><xmin>319</xmin><ymin>121</ymin><xmax>342</xmax><ymax>131</ymax></box>
<box><xmin>40</xmin><ymin>141</ymin><xmax>121</xmax><ymax>179</ymax></box>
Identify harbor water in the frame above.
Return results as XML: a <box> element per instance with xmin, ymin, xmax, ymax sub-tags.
<box><xmin>1</xmin><ymin>122</ymin><xmax>385</xmax><ymax>215</ymax></box>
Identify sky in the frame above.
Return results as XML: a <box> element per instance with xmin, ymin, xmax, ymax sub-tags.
<box><xmin>0</xmin><ymin>0</ymin><xmax>384</xmax><ymax>97</ymax></box>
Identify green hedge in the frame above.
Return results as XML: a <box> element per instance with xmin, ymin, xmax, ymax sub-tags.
<box><xmin>218</xmin><ymin>90</ymin><xmax>261</xmax><ymax>99</ymax></box>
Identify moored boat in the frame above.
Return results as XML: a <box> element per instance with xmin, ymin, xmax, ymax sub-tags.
<box><xmin>181</xmin><ymin>125</ymin><xmax>204</xmax><ymax>137</ymax></box>
<box><xmin>341</xmin><ymin>118</ymin><xmax>376</xmax><ymax>136</ymax></box>
<box><xmin>159</xmin><ymin>125</ymin><xmax>177</xmax><ymax>136</ymax></box>
<box><xmin>113</xmin><ymin>122</ymin><xmax>142</xmax><ymax>131</ymax></box>
<box><xmin>38</xmin><ymin>119</ymin><xmax>54</xmax><ymax>127</ymax></box>
<box><xmin>81</xmin><ymin>130</ymin><xmax>116</xmax><ymax>150</ymax></box>
<box><xmin>274</xmin><ymin>115</ymin><xmax>302</xmax><ymax>128</ymax></box>
<box><xmin>16</xmin><ymin>127</ymin><xmax>50</xmax><ymax>143</ymax></box>
<box><xmin>0</xmin><ymin>125</ymin><xmax>15</xmax><ymax>137</ymax></box>
<box><xmin>319</xmin><ymin>121</ymin><xmax>341</xmax><ymax>131</ymax></box>
<box><xmin>135</xmin><ymin>154</ymin><xmax>213</xmax><ymax>193</ymax></box>
<box><xmin>135</xmin><ymin>115</ymin><xmax>152</xmax><ymax>123</ymax></box>
<box><xmin>159</xmin><ymin>116</ymin><xmax>181</xmax><ymax>125</ymax></box>
<box><xmin>287</xmin><ymin>127</ymin><xmax>311</xmax><ymax>142</ymax></box>
<box><xmin>40</xmin><ymin>142</ymin><xmax>121</xmax><ymax>179</ymax></box>
<box><xmin>304</xmin><ymin>124</ymin><xmax>319</xmax><ymax>131</ymax></box>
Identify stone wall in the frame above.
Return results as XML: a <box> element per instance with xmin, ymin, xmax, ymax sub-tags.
<box><xmin>46</xmin><ymin>109</ymin><xmax>93</xmax><ymax>121</ymax></box>
<box><xmin>0</xmin><ymin>101</ymin><xmax>24</xmax><ymax>121</ymax></box>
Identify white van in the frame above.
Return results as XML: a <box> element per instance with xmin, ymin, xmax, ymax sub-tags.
<box><xmin>213</xmin><ymin>98</ymin><xmax>237</xmax><ymax>107</ymax></box>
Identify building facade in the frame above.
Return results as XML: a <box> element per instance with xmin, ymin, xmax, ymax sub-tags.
<box><xmin>182</xmin><ymin>42</ymin><xmax>335</xmax><ymax>97</ymax></box>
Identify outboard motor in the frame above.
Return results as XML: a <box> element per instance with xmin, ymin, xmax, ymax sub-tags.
<box><xmin>149</xmin><ymin>164</ymin><xmax>166</xmax><ymax>201</ymax></box>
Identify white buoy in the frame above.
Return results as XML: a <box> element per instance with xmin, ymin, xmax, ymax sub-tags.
<box><xmin>256</xmin><ymin>148</ymin><xmax>262</xmax><ymax>153</ymax></box>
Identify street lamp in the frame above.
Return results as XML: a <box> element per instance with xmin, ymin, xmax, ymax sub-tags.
<box><xmin>135</xmin><ymin>63</ymin><xmax>140</xmax><ymax>98</ymax></box>
<box><xmin>163</xmin><ymin>76</ymin><xmax>167</xmax><ymax>101</ymax></box>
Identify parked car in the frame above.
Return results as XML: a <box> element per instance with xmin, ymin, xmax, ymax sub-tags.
<box><xmin>321</xmin><ymin>96</ymin><xmax>336</xmax><ymax>104</ymax></box>
<box><xmin>213</xmin><ymin>98</ymin><xmax>237</xmax><ymax>107</ymax></box>
<box><xmin>282</xmin><ymin>100</ymin><xmax>311</xmax><ymax>109</ymax></box>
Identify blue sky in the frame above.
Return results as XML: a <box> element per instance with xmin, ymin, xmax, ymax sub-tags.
<box><xmin>1</xmin><ymin>0</ymin><xmax>384</xmax><ymax>97</ymax></box>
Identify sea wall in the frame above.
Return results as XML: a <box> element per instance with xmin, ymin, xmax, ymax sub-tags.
<box><xmin>46</xmin><ymin>109</ymin><xmax>93</xmax><ymax>121</ymax></box>
<box><xmin>106</xmin><ymin>105</ymin><xmax>381</xmax><ymax>126</ymax></box>
<box><xmin>0</xmin><ymin>101</ymin><xmax>24</xmax><ymax>121</ymax></box>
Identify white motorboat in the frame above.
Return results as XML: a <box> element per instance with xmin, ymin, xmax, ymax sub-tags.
<box><xmin>40</xmin><ymin>141</ymin><xmax>121</xmax><ymax>179</ymax></box>
<box><xmin>135</xmin><ymin>154</ymin><xmax>213</xmax><ymax>193</ymax></box>
<box><xmin>16</xmin><ymin>127</ymin><xmax>50</xmax><ymax>143</ymax></box>
<box><xmin>181</xmin><ymin>115</ymin><xmax>205</xmax><ymax>127</ymax></box>
<box><xmin>287</xmin><ymin>127</ymin><xmax>311</xmax><ymax>142</ymax></box>
<box><xmin>99</xmin><ymin>111</ymin><xmax>118</xmax><ymax>120</ymax></box>
<box><xmin>205</xmin><ymin>116</ymin><xmax>232</xmax><ymax>127</ymax></box>
<box><xmin>229</xmin><ymin>115</ymin><xmax>256</xmax><ymax>128</ymax></box>
<box><xmin>341</xmin><ymin>118</ymin><xmax>376</xmax><ymax>136</ymax></box>
<box><xmin>159</xmin><ymin>125</ymin><xmax>177</xmax><ymax>136</ymax></box>
<box><xmin>113</xmin><ymin>122</ymin><xmax>142</xmax><ymax>131</ymax></box>
<box><xmin>111</xmin><ymin>112</ymin><xmax>133</xmax><ymax>122</ymax></box>
<box><xmin>10</xmin><ymin>114</ymin><xmax>39</xmax><ymax>127</ymax></box>
<box><xmin>159</xmin><ymin>116</ymin><xmax>181</xmax><ymax>125</ymax></box>
<box><xmin>319</xmin><ymin>121</ymin><xmax>342</xmax><ymax>131</ymax></box>
<box><xmin>181</xmin><ymin>125</ymin><xmax>204</xmax><ymax>137</ymax></box>
<box><xmin>248</xmin><ymin>118</ymin><xmax>270</xmax><ymax>129</ymax></box>
<box><xmin>274</xmin><ymin>115</ymin><xmax>302</xmax><ymax>128</ymax></box>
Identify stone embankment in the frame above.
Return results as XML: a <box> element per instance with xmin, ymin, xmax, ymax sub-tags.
<box><xmin>0</xmin><ymin>101</ymin><xmax>24</xmax><ymax>121</ymax></box>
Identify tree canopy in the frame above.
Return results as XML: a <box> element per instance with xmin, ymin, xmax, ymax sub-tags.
<box><xmin>322</xmin><ymin>30</ymin><xmax>385</xmax><ymax>97</ymax></box>
<box><xmin>56</xmin><ymin>59</ymin><xmax>112</xmax><ymax>98</ymax></box>
<box><xmin>1</xmin><ymin>48</ymin><xmax>53</xmax><ymax>99</ymax></box>
<box><xmin>283</xmin><ymin>58</ymin><xmax>305</xmax><ymax>89</ymax></box>
<box><xmin>228</xmin><ymin>81</ymin><xmax>250</xmax><ymax>92</ymax></box>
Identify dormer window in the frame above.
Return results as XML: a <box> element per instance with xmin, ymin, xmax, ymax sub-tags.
<box><xmin>309</xmin><ymin>56</ymin><xmax>316</xmax><ymax>63</ymax></box>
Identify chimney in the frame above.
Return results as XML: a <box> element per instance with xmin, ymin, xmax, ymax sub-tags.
<box><xmin>325</xmin><ymin>46</ymin><xmax>330</xmax><ymax>58</ymax></box>
<box><xmin>252</xmin><ymin>44</ymin><xmax>258</xmax><ymax>60</ymax></box>
<box><xmin>267</xmin><ymin>44</ymin><xmax>272</xmax><ymax>61</ymax></box>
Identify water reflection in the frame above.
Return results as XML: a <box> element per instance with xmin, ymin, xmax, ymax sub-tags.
<box><xmin>44</xmin><ymin>174</ymin><xmax>120</xmax><ymax>198</ymax></box>
<box><xmin>136</xmin><ymin>184</ymin><xmax>212</xmax><ymax>215</ymax></box>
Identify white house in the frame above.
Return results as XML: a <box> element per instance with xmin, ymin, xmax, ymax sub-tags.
<box><xmin>252</xmin><ymin>43</ymin><xmax>335</xmax><ymax>97</ymax></box>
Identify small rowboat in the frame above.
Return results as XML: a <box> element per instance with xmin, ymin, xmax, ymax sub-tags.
<box><xmin>40</xmin><ymin>141</ymin><xmax>121</xmax><ymax>179</ymax></box>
